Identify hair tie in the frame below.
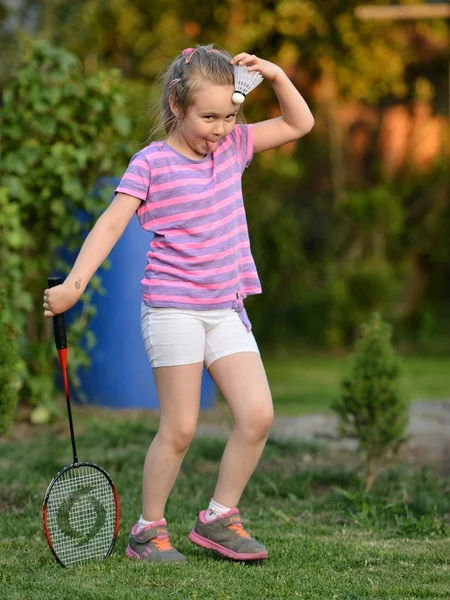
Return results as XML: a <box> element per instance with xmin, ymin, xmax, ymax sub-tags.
<box><xmin>181</xmin><ymin>46</ymin><xmax>220</xmax><ymax>65</ymax></box>
<box><xmin>184</xmin><ymin>48</ymin><xmax>198</xmax><ymax>64</ymax></box>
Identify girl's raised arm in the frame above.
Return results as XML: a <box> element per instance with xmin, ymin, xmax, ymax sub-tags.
<box><xmin>231</xmin><ymin>53</ymin><xmax>314</xmax><ymax>154</ymax></box>
<box><xmin>43</xmin><ymin>193</ymin><xmax>141</xmax><ymax>317</ymax></box>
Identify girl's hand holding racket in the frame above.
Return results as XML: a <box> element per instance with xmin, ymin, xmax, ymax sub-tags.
<box><xmin>43</xmin><ymin>279</ymin><xmax>81</xmax><ymax>318</ymax></box>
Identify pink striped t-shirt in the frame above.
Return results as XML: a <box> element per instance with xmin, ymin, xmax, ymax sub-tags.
<box><xmin>115</xmin><ymin>124</ymin><xmax>261</xmax><ymax>329</ymax></box>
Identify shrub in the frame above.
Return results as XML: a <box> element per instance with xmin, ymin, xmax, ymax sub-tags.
<box><xmin>0</xmin><ymin>39</ymin><xmax>131</xmax><ymax>414</ymax></box>
<box><xmin>0</xmin><ymin>290</ymin><xmax>23</xmax><ymax>435</ymax></box>
<box><xmin>332</xmin><ymin>312</ymin><xmax>409</xmax><ymax>491</ymax></box>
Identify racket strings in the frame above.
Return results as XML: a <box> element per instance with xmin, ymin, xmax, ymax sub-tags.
<box><xmin>45</xmin><ymin>465</ymin><xmax>117</xmax><ymax>566</ymax></box>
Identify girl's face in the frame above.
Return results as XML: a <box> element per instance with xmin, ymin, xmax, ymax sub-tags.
<box><xmin>168</xmin><ymin>84</ymin><xmax>238</xmax><ymax>160</ymax></box>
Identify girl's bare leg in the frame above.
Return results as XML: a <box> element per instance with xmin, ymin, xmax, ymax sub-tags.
<box><xmin>208</xmin><ymin>352</ymin><xmax>273</xmax><ymax>508</ymax></box>
<box><xmin>141</xmin><ymin>362</ymin><xmax>204</xmax><ymax>521</ymax></box>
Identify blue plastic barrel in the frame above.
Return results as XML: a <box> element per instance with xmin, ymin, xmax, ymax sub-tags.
<box><xmin>75</xmin><ymin>178</ymin><xmax>216</xmax><ymax>409</ymax></box>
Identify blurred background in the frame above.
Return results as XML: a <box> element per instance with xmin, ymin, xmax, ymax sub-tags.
<box><xmin>1</xmin><ymin>0</ymin><xmax>449</xmax><ymax>418</ymax></box>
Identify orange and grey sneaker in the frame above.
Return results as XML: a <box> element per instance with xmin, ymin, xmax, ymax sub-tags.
<box><xmin>125</xmin><ymin>518</ymin><xmax>187</xmax><ymax>563</ymax></box>
<box><xmin>188</xmin><ymin>508</ymin><xmax>268</xmax><ymax>561</ymax></box>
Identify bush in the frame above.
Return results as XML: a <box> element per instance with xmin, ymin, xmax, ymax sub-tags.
<box><xmin>332</xmin><ymin>312</ymin><xmax>409</xmax><ymax>491</ymax></box>
<box><xmin>0</xmin><ymin>186</ymin><xmax>27</xmax><ymax>432</ymax></box>
<box><xmin>0</xmin><ymin>291</ymin><xmax>22</xmax><ymax>435</ymax></box>
<box><xmin>0</xmin><ymin>39</ymin><xmax>131</xmax><ymax>414</ymax></box>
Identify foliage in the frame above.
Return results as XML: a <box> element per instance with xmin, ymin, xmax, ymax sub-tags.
<box><xmin>0</xmin><ymin>186</ymin><xmax>31</xmax><ymax>339</ymax></box>
<box><xmin>9</xmin><ymin>0</ymin><xmax>447</xmax><ymax>104</ymax></box>
<box><xmin>323</xmin><ymin>185</ymin><xmax>405</xmax><ymax>346</ymax></box>
<box><xmin>332</xmin><ymin>313</ymin><xmax>409</xmax><ymax>491</ymax></box>
<box><xmin>0</xmin><ymin>292</ymin><xmax>22</xmax><ymax>436</ymax></box>
<box><xmin>6</xmin><ymin>0</ymin><xmax>448</xmax><ymax>102</ymax></box>
<box><xmin>1</xmin><ymin>2</ymin><xmax>449</xmax><ymax>351</ymax></box>
<box><xmin>0</xmin><ymin>39</ymin><xmax>131</xmax><ymax>412</ymax></box>
<box><xmin>0</xmin><ymin>186</ymin><xmax>27</xmax><ymax>433</ymax></box>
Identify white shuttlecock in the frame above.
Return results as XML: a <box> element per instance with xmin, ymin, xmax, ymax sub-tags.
<box><xmin>232</xmin><ymin>65</ymin><xmax>264</xmax><ymax>104</ymax></box>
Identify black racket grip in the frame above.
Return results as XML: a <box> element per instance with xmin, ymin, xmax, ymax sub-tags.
<box><xmin>47</xmin><ymin>277</ymin><xmax>67</xmax><ymax>350</ymax></box>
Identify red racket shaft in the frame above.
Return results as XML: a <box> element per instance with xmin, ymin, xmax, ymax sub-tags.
<box><xmin>47</xmin><ymin>276</ymin><xmax>78</xmax><ymax>463</ymax></box>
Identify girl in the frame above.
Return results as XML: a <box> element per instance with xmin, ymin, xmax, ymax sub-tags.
<box><xmin>43</xmin><ymin>45</ymin><xmax>314</xmax><ymax>563</ymax></box>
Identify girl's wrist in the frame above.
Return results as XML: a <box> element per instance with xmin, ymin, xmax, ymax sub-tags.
<box><xmin>269</xmin><ymin>67</ymin><xmax>289</xmax><ymax>85</ymax></box>
<box><xmin>64</xmin><ymin>275</ymin><xmax>85</xmax><ymax>299</ymax></box>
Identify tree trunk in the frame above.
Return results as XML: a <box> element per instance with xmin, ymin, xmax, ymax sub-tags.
<box><xmin>321</xmin><ymin>68</ymin><xmax>346</xmax><ymax>204</ymax></box>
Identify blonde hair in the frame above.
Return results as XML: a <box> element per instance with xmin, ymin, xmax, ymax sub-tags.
<box><xmin>150</xmin><ymin>44</ymin><xmax>244</xmax><ymax>139</ymax></box>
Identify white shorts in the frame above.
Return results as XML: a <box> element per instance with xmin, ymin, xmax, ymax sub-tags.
<box><xmin>141</xmin><ymin>304</ymin><xmax>260</xmax><ymax>368</ymax></box>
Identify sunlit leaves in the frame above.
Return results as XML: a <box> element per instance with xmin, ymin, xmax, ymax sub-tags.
<box><xmin>0</xmin><ymin>39</ymin><xmax>132</xmax><ymax>409</ymax></box>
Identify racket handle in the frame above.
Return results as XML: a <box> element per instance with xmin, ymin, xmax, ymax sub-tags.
<box><xmin>47</xmin><ymin>277</ymin><xmax>67</xmax><ymax>350</ymax></box>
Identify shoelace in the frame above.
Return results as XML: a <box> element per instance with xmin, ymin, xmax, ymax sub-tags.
<box><xmin>228</xmin><ymin>523</ymin><xmax>251</xmax><ymax>538</ymax></box>
<box><xmin>153</xmin><ymin>535</ymin><xmax>173</xmax><ymax>551</ymax></box>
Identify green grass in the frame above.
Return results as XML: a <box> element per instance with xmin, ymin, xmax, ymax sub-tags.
<box><xmin>1</xmin><ymin>418</ymin><xmax>450</xmax><ymax>599</ymax></box>
<box><xmin>263</xmin><ymin>355</ymin><xmax>450</xmax><ymax>415</ymax></box>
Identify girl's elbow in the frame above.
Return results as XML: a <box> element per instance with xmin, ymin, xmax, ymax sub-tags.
<box><xmin>288</xmin><ymin>116</ymin><xmax>314</xmax><ymax>141</ymax></box>
<box><xmin>300</xmin><ymin>115</ymin><xmax>314</xmax><ymax>137</ymax></box>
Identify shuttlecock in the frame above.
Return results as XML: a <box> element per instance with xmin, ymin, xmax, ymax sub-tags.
<box><xmin>232</xmin><ymin>65</ymin><xmax>263</xmax><ymax>104</ymax></box>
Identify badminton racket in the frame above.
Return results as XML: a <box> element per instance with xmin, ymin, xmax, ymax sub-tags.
<box><xmin>42</xmin><ymin>276</ymin><xmax>120</xmax><ymax>567</ymax></box>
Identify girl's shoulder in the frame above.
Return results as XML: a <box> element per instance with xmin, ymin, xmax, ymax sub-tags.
<box><xmin>129</xmin><ymin>140</ymin><xmax>181</xmax><ymax>169</ymax></box>
<box><xmin>134</xmin><ymin>140</ymin><xmax>166</xmax><ymax>159</ymax></box>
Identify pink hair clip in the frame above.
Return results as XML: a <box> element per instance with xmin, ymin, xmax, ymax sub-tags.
<box><xmin>181</xmin><ymin>48</ymin><xmax>194</xmax><ymax>56</ymax></box>
<box><xmin>169</xmin><ymin>78</ymin><xmax>181</xmax><ymax>88</ymax></box>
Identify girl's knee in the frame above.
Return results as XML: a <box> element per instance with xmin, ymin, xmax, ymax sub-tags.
<box><xmin>239</xmin><ymin>402</ymin><xmax>274</xmax><ymax>441</ymax></box>
<box><xmin>256</xmin><ymin>406</ymin><xmax>274</xmax><ymax>437</ymax></box>
<box><xmin>158</xmin><ymin>422</ymin><xmax>197</xmax><ymax>453</ymax></box>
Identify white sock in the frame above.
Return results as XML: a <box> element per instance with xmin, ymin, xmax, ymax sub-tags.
<box><xmin>204</xmin><ymin>498</ymin><xmax>231</xmax><ymax>522</ymax></box>
<box><xmin>137</xmin><ymin>515</ymin><xmax>163</xmax><ymax>532</ymax></box>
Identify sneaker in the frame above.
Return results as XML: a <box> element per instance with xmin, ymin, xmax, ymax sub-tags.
<box><xmin>188</xmin><ymin>508</ymin><xmax>268</xmax><ymax>561</ymax></box>
<box><xmin>125</xmin><ymin>519</ymin><xmax>187</xmax><ymax>563</ymax></box>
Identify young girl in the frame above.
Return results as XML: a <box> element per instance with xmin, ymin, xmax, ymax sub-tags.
<box><xmin>43</xmin><ymin>45</ymin><xmax>314</xmax><ymax>563</ymax></box>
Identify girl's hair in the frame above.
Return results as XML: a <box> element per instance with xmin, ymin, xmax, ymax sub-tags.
<box><xmin>150</xmin><ymin>44</ymin><xmax>245</xmax><ymax>139</ymax></box>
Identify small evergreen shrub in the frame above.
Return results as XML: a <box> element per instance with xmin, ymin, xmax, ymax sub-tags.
<box><xmin>333</xmin><ymin>312</ymin><xmax>409</xmax><ymax>491</ymax></box>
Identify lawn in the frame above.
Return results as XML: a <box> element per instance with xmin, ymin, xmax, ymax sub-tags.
<box><xmin>263</xmin><ymin>355</ymin><xmax>450</xmax><ymax>415</ymax></box>
<box><xmin>1</xmin><ymin>355</ymin><xmax>450</xmax><ymax>598</ymax></box>
<box><xmin>1</xmin><ymin>415</ymin><xmax>449</xmax><ymax>599</ymax></box>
